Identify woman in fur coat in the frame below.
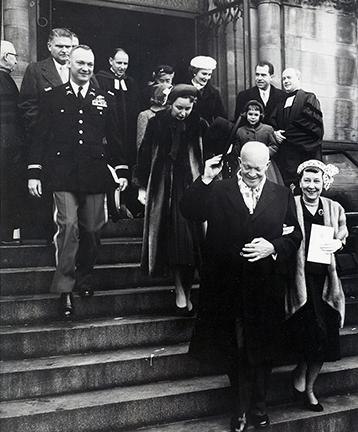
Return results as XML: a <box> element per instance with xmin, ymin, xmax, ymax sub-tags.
<box><xmin>133</xmin><ymin>84</ymin><xmax>207</xmax><ymax>313</ymax></box>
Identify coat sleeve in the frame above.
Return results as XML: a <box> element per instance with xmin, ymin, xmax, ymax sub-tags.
<box><xmin>180</xmin><ymin>177</ymin><xmax>214</xmax><ymax>223</ymax></box>
<box><xmin>136</xmin><ymin>111</ymin><xmax>149</xmax><ymax>150</ymax></box>
<box><xmin>132</xmin><ymin>116</ymin><xmax>155</xmax><ymax>188</ymax></box>
<box><xmin>270</xmin><ymin>190</ymin><xmax>303</xmax><ymax>260</ymax></box>
<box><xmin>105</xmin><ymin>93</ymin><xmax>129</xmax><ymax>179</ymax></box>
<box><xmin>234</xmin><ymin>91</ymin><xmax>245</xmax><ymax>120</ymax></box>
<box><xmin>27</xmin><ymin>89</ymin><xmax>52</xmax><ymax>180</ymax></box>
<box><xmin>18</xmin><ymin>63</ymin><xmax>41</xmax><ymax>135</ymax></box>
<box><xmin>266</xmin><ymin>125</ymin><xmax>280</xmax><ymax>156</ymax></box>
<box><xmin>285</xmin><ymin>93</ymin><xmax>323</xmax><ymax>153</ymax></box>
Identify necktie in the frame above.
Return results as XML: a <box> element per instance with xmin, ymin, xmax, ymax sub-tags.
<box><xmin>59</xmin><ymin>66</ymin><xmax>68</xmax><ymax>83</ymax></box>
<box><xmin>77</xmin><ymin>86</ymin><xmax>84</xmax><ymax>102</ymax></box>
<box><xmin>261</xmin><ymin>90</ymin><xmax>268</xmax><ymax>106</ymax></box>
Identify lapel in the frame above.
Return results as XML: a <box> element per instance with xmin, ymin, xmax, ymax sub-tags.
<box><xmin>252</xmin><ymin>86</ymin><xmax>264</xmax><ymax>105</ymax></box>
<box><xmin>224</xmin><ymin>178</ymin><xmax>251</xmax><ymax>217</ymax></box>
<box><xmin>266</xmin><ymin>85</ymin><xmax>276</xmax><ymax>110</ymax></box>
<box><xmin>289</xmin><ymin>89</ymin><xmax>305</xmax><ymax>121</ymax></box>
<box><xmin>40</xmin><ymin>57</ymin><xmax>63</xmax><ymax>87</ymax></box>
<box><xmin>251</xmin><ymin>179</ymin><xmax>277</xmax><ymax>221</ymax></box>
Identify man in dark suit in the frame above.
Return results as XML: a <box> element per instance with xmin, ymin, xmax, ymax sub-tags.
<box><xmin>181</xmin><ymin>142</ymin><xmax>302</xmax><ymax>431</ymax></box>
<box><xmin>96</xmin><ymin>48</ymin><xmax>141</xmax><ymax>217</ymax></box>
<box><xmin>18</xmin><ymin>28</ymin><xmax>73</xmax><ymax>241</ymax></box>
<box><xmin>271</xmin><ymin>68</ymin><xmax>324</xmax><ymax>188</ymax></box>
<box><xmin>28</xmin><ymin>45</ymin><xmax>128</xmax><ymax>317</ymax></box>
<box><xmin>234</xmin><ymin>61</ymin><xmax>285</xmax><ymax>124</ymax></box>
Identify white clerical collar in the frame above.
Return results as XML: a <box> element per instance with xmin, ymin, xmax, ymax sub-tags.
<box><xmin>70</xmin><ymin>80</ymin><xmax>90</xmax><ymax>96</ymax></box>
<box><xmin>191</xmin><ymin>79</ymin><xmax>205</xmax><ymax>91</ymax></box>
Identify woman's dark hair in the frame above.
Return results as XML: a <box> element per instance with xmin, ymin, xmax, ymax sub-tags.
<box><xmin>298</xmin><ymin>167</ymin><xmax>323</xmax><ymax>181</ymax></box>
<box><xmin>188</xmin><ymin>65</ymin><xmax>201</xmax><ymax>77</ymax></box>
<box><xmin>241</xmin><ymin>100</ymin><xmax>265</xmax><ymax>123</ymax></box>
<box><xmin>152</xmin><ymin>64</ymin><xmax>174</xmax><ymax>80</ymax></box>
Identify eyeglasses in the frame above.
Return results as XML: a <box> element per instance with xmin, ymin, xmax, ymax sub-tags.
<box><xmin>6</xmin><ymin>52</ymin><xmax>18</xmax><ymax>58</ymax></box>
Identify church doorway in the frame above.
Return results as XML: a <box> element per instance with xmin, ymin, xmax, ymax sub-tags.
<box><xmin>51</xmin><ymin>1</ymin><xmax>197</xmax><ymax>89</ymax></box>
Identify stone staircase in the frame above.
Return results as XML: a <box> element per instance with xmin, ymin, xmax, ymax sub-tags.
<box><xmin>0</xmin><ymin>219</ymin><xmax>357</xmax><ymax>432</ymax></box>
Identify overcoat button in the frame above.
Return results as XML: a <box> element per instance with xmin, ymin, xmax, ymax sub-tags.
<box><xmin>79</xmin><ymin>109</ymin><xmax>83</xmax><ymax>114</ymax></box>
<box><xmin>56</xmin><ymin>151</ymin><xmax>61</xmax><ymax>155</ymax></box>
<box><xmin>79</xmin><ymin>130</ymin><xmax>83</xmax><ymax>134</ymax></box>
<box><xmin>78</xmin><ymin>120</ymin><xmax>83</xmax><ymax>124</ymax></box>
<box><xmin>79</xmin><ymin>140</ymin><xmax>83</xmax><ymax>144</ymax></box>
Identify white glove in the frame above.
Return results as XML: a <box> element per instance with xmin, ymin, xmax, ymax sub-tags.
<box><xmin>320</xmin><ymin>239</ymin><xmax>342</xmax><ymax>254</ymax></box>
<box><xmin>138</xmin><ymin>188</ymin><xmax>147</xmax><ymax>205</ymax></box>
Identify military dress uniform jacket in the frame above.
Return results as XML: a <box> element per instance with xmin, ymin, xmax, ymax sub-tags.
<box><xmin>28</xmin><ymin>83</ymin><xmax>128</xmax><ymax>194</ymax></box>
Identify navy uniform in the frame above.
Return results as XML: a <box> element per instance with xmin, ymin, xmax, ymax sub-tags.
<box><xmin>28</xmin><ymin>82</ymin><xmax>128</xmax><ymax>294</ymax></box>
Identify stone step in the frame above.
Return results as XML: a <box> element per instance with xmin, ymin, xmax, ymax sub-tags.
<box><xmin>1</xmin><ymin>320</ymin><xmax>357</xmax><ymax>402</ymax></box>
<box><xmin>0</xmin><ymin>238</ymin><xmax>142</xmax><ymax>269</ymax></box>
<box><xmin>1</xmin><ymin>310</ymin><xmax>357</xmax><ymax>361</ymax></box>
<box><xmin>0</xmin><ymin>263</ymin><xmax>171</xmax><ymax>296</ymax></box>
<box><xmin>0</xmin><ymin>263</ymin><xmax>356</xmax><ymax>298</ymax></box>
<box><xmin>0</xmin><ymin>343</ymin><xmax>217</xmax><ymax>401</ymax></box>
<box><xmin>0</xmin><ymin>315</ymin><xmax>194</xmax><ymax>360</ymax></box>
<box><xmin>0</xmin><ymin>375</ymin><xmax>230</xmax><ymax>432</ymax></box>
<box><xmin>0</xmin><ymin>286</ymin><xmax>199</xmax><ymax>325</ymax></box>
<box><xmin>0</xmin><ymin>286</ymin><xmax>355</xmax><ymax>327</ymax></box>
<box><xmin>133</xmin><ymin>393</ymin><xmax>358</xmax><ymax>432</ymax></box>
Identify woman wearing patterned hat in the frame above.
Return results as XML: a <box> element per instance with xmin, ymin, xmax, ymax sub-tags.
<box><xmin>142</xmin><ymin>64</ymin><xmax>175</xmax><ymax>109</ymax></box>
<box><xmin>286</xmin><ymin>160</ymin><xmax>348</xmax><ymax>412</ymax></box>
<box><xmin>189</xmin><ymin>55</ymin><xmax>227</xmax><ymax>124</ymax></box>
<box><xmin>133</xmin><ymin>84</ymin><xmax>208</xmax><ymax>313</ymax></box>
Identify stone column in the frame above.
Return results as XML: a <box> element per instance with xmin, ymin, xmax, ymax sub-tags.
<box><xmin>257</xmin><ymin>0</ymin><xmax>283</xmax><ymax>81</ymax></box>
<box><xmin>2</xmin><ymin>0</ymin><xmax>31</xmax><ymax>86</ymax></box>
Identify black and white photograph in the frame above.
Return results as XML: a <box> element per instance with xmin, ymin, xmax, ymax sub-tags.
<box><xmin>0</xmin><ymin>0</ymin><xmax>357</xmax><ymax>431</ymax></box>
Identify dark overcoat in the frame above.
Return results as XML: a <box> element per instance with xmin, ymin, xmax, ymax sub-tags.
<box><xmin>0</xmin><ymin>70</ymin><xmax>26</xmax><ymax>232</ymax></box>
<box><xmin>18</xmin><ymin>57</ymin><xmax>63</xmax><ymax>135</ymax></box>
<box><xmin>194</xmin><ymin>82</ymin><xmax>227</xmax><ymax>125</ymax></box>
<box><xmin>96</xmin><ymin>70</ymin><xmax>140</xmax><ymax>167</ymax></box>
<box><xmin>234</xmin><ymin>85</ymin><xmax>285</xmax><ymax>125</ymax></box>
<box><xmin>28</xmin><ymin>83</ymin><xmax>127</xmax><ymax>193</ymax></box>
<box><xmin>180</xmin><ymin>177</ymin><xmax>302</xmax><ymax>367</ymax></box>
<box><xmin>134</xmin><ymin>109</ymin><xmax>207</xmax><ymax>276</ymax></box>
<box><xmin>270</xmin><ymin>89</ymin><xmax>323</xmax><ymax>186</ymax></box>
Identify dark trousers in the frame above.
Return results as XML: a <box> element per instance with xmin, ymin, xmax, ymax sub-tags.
<box><xmin>228</xmin><ymin>318</ymin><xmax>272</xmax><ymax>417</ymax></box>
<box><xmin>51</xmin><ymin>191</ymin><xmax>106</xmax><ymax>293</ymax></box>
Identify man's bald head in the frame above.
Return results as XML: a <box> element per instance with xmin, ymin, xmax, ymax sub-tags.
<box><xmin>240</xmin><ymin>141</ymin><xmax>270</xmax><ymax>165</ymax></box>
<box><xmin>282</xmin><ymin>68</ymin><xmax>301</xmax><ymax>93</ymax></box>
<box><xmin>239</xmin><ymin>142</ymin><xmax>270</xmax><ymax>188</ymax></box>
<box><xmin>0</xmin><ymin>41</ymin><xmax>17</xmax><ymax>72</ymax></box>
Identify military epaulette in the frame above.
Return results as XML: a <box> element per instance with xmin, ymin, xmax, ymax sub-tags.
<box><xmin>107</xmin><ymin>90</ymin><xmax>114</xmax><ymax>96</ymax></box>
<box><xmin>44</xmin><ymin>87</ymin><xmax>53</xmax><ymax>92</ymax></box>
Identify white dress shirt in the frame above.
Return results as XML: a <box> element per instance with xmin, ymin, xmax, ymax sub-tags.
<box><xmin>53</xmin><ymin>59</ymin><xmax>69</xmax><ymax>84</ymax></box>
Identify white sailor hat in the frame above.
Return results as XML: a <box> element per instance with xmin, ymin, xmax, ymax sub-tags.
<box><xmin>190</xmin><ymin>56</ymin><xmax>217</xmax><ymax>70</ymax></box>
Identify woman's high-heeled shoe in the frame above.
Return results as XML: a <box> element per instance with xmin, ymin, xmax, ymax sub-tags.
<box><xmin>304</xmin><ymin>393</ymin><xmax>324</xmax><ymax>412</ymax></box>
<box><xmin>291</xmin><ymin>370</ymin><xmax>305</xmax><ymax>400</ymax></box>
<box><xmin>230</xmin><ymin>413</ymin><xmax>247</xmax><ymax>432</ymax></box>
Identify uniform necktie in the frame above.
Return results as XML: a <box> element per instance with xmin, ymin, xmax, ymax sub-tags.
<box><xmin>77</xmin><ymin>86</ymin><xmax>84</xmax><ymax>102</ymax></box>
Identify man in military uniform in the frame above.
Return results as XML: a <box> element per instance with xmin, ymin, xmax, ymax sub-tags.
<box><xmin>28</xmin><ymin>45</ymin><xmax>128</xmax><ymax>317</ymax></box>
